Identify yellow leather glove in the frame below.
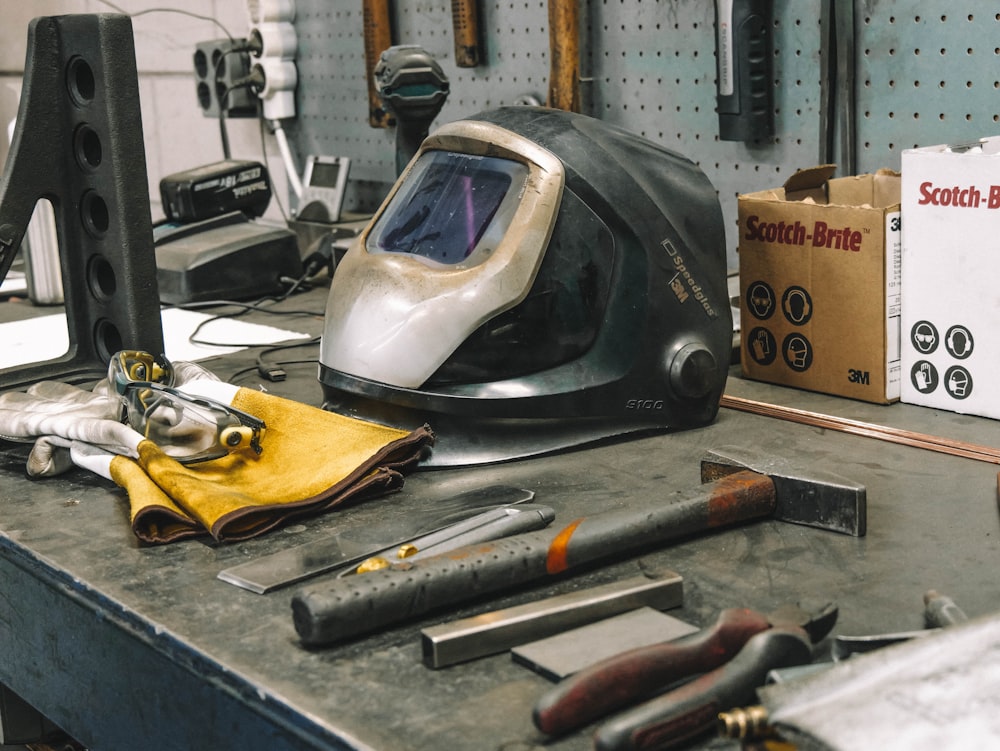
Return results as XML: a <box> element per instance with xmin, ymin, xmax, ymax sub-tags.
<box><xmin>107</xmin><ymin>386</ymin><xmax>434</xmax><ymax>544</ymax></box>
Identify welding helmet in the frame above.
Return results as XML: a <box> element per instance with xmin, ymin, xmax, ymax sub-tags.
<box><xmin>319</xmin><ymin>107</ymin><xmax>731</xmax><ymax>466</ymax></box>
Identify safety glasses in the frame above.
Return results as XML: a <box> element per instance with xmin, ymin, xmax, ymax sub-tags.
<box><xmin>108</xmin><ymin>351</ymin><xmax>265</xmax><ymax>464</ymax></box>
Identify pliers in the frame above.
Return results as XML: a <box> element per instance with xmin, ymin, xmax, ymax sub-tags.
<box><xmin>532</xmin><ymin>602</ymin><xmax>838</xmax><ymax>751</ymax></box>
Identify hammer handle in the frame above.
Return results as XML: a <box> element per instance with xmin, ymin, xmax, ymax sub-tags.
<box><xmin>363</xmin><ymin>0</ymin><xmax>394</xmax><ymax>127</ymax></box>
<box><xmin>547</xmin><ymin>0</ymin><xmax>581</xmax><ymax>111</ymax></box>
<box><xmin>291</xmin><ymin>471</ymin><xmax>775</xmax><ymax>646</ymax></box>
<box><xmin>533</xmin><ymin>608</ymin><xmax>771</xmax><ymax>736</ymax></box>
<box><xmin>451</xmin><ymin>0</ymin><xmax>481</xmax><ymax>67</ymax></box>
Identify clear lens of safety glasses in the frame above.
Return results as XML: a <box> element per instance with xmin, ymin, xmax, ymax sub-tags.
<box><xmin>108</xmin><ymin>351</ymin><xmax>265</xmax><ymax>464</ymax></box>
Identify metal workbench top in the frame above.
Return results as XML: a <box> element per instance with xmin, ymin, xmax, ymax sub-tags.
<box><xmin>1</xmin><ymin>290</ymin><xmax>999</xmax><ymax>750</ymax></box>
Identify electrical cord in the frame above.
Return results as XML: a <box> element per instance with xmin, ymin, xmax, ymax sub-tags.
<box><xmin>157</xmin><ymin>209</ymin><xmax>335</xmax><ymax>352</ymax></box>
<box><xmin>96</xmin><ymin>2</ymin><xmax>234</xmax><ymax>41</ymax></box>
<box><xmin>219</xmin><ymin>66</ymin><xmax>265</xmax><ymax>159</ymax></box>
<box><xmin>170</xmin><ymin>296</ymin><xmax>324</xmax><ymax>348</ymax></box>
<box><xmin>163</xmin><ymin>253</ymin><xmax>331</xmax><ymax>350</ymax></box>
<box><xmin>226</xmin><ymin>339</ymin><xmax>322</xmax><ymax>384</ymax></box>
<box><xmin>96</xmin><ymin>1</ymin><xmax>272</xmax><ymax>171</ymax></box>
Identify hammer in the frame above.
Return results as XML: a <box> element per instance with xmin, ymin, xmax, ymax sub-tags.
<box><xmin>292</xmin><ymin>447</ymin><xmax>865</xmax><ymax>646</ymax></box>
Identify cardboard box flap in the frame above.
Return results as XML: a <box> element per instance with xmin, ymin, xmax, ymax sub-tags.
<box><xmin>872</xmin><ymin>169</ymin><xmax>901</xmax><ymax>208</ymax></box>
<box><xmin>783</xmin><ymin>164</ymin><xmax>837</xmax><ymax>203</ymax></box>
<box><xmin>828</xmin><ymin>169</ymin><xmax>901</xmax><ymax>209</ymax></box>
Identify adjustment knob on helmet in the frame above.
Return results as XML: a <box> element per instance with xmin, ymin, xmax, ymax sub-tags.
<box><xmin>669</xmin><ymin>342</ymin><xmax>719</xmax><ymax>400</ymax></box>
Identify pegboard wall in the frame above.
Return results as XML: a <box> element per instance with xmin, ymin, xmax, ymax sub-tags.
<box><xmin>285</xmin><ymin>1</ymin><xmax>1000</xmax><ymax>269</ymax></box>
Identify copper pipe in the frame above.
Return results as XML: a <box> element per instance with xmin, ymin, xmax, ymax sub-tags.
<box><xmin>721</xmin><ymin>394</ymin><xmax>1000</xmax><ymax>465</ymax></box>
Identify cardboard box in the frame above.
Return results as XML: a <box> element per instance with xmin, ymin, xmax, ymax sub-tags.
<box><xmin>900</xmin><ymin>138</ymin><xmax>1000</xmax><ymax>418</ymax></box>
<box><xmin>737</xmin><ymin>165</ymin><xmax>902</xmax><ymax>403</ymax></box>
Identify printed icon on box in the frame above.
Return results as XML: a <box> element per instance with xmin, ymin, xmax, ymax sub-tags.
<box><xmin>910</xmin><ymin>321</ymin><xmax>938</xmax><ymax>354</ymax></box>
<box><xmin>782</xmin><ymin>333</ymin><xmax>813</xmax><ymax>372</ymax></box>
<box><xmin>746</xmin><ymin>281</ymin><xmax>776</xmax><ymax>320</ymax></box>
<box><xmin>944</xmin><ymin>365</ymin><xmax>973</xmax><ymax>400</ymax></box>
<box><xmin>910</xmin><ymin>360</ymin><xmax>938</xmax><ymax>393</ymax></box>
<box><xmin>781</xmin><ymin>286</ymin><xmax>813</xmax><ymax>325</ymax></box>
<box><xmin>747</xmin><ymin>326</ymin><xmax>777</xmax><ymax>365</ymax></box>
<box><xmin>945</xmin><ymin>325</ymin><xmax>974</xmax><ymax>359</ymax></box>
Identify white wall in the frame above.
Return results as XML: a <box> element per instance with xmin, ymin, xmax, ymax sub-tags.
<box><xmin>0</xmin><ymin>0</ymin><xmax>288</xmax><ymax>222</ymax></box>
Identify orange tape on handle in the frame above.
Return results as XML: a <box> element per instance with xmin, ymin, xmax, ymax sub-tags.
<box><xmin>546</xmin><ymin>518</ymin><xmax>584</xmax><ymax>575</ymax></box>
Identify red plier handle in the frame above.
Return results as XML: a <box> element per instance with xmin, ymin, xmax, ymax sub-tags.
<box><xmin>594</xmin><ymin>627</ymin><xmax>812</xmax><ymax>751</ymax></box>
<box><xmin>533</xmin><ymin>608</ymin><xmax>772</xmax><ymax>736</ymax></box>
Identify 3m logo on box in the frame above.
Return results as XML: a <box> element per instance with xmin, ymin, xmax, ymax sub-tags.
<box><xmin>738</xmin><ymin>164</ymin><xmax>902</xmax><ymax>404</ymax></box>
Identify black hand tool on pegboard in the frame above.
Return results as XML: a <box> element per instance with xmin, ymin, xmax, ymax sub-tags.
<box><xmin>0</xmin><ymin>14</ymin><xmax>163</xmax><ymax>390</ymax></box>
<box><xmin>714</xmin><ymin>0</ymin><xmax>775</xmax><ymax>142</ymax></box>
<box><xmin>374</xmin><ymin>45</ymin><xmax>450</xmax><ymax>175</ymax></box>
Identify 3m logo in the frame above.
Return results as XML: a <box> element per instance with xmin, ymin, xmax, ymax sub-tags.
<box><xmin>848</xmin><ymin>368</ymin><xmax>870</xmax><ymax>385</ymax></box>
<box><xmin>669</xmin><ymin>276</ymin><xmax>689</xmax><ymax>303</ymax></box>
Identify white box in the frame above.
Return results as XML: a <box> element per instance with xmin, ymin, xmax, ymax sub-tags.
<box><xmin>901</xmin><ymin>137</ymin><xmax>1000</xmax><ymax>417</ymax></box>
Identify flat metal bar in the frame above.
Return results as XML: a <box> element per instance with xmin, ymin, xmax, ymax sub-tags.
<box><xmin>511</xmin><ymin>607</ymin><xmax>699</xmax><ymax>681</ymax></box>
<box><xmin>420</xmin><ymin>571</ymin><xmax>683</xmax><ymax>669</ymax></box>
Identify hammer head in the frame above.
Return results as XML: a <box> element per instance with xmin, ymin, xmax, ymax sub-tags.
<box><xmin>700</xmin><ymin>446</ymin><xmax>866</xmax><ymax>537</ymax></box>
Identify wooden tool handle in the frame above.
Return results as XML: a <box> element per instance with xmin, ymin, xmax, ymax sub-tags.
<box><xmin>451</xmin><ymin>0</ymin><xmax>481</xmax><ymax>67</ymax></box>
<box><xmin>547</xmin><ymin>0</ymin><xmax>580</xmax><ymax>112</ymax></box>
<box><xmin>363</xmin><ymin>0</ymin><xmax>394</xmax><ymax>127</ymax></box>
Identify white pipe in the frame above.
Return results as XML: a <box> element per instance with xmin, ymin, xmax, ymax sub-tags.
<box><xmin>270</xmin><ymin>119</ymin><xmax>303</xmax><ymax>198</ymax></box>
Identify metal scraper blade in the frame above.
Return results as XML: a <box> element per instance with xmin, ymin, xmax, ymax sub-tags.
<box><xmin>217</xmin><ymin>485</ymin><xmax>535</xmax><ymax>593</ymax></box>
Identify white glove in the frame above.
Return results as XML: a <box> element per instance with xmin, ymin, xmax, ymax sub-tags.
<box><xmin>0</xmin><ymin>380</ymin><xmax>142</xmax><ymax>475</ymax></box>
<box><xmin>0</xmin><ymin>359</ymin><xmax>223</xmax><ymax>477</ymax></box>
